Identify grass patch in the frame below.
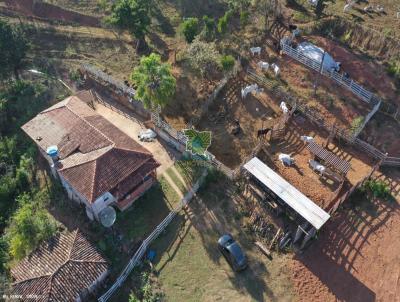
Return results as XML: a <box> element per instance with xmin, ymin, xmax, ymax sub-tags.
<box><xmin>175</xmin><ymin>159</ymin><xmax>205</xmax><ymax>185</ymax></box>
<box><xmin>159</xmin><ymin>176</ymin><xmax>182</xmax><ymax>207</ymax></box>
<box><xmin>165</xmin><ymin>168</ymin><xmax>187</xmax><ymax>193</ymax></box>
<box><xmin>114</xmin><ymin>184</ymin><xmax>171</xmax><ymax>242</ymax></box>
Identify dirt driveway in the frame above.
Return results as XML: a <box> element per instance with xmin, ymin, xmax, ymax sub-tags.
<box><xmin>94</xmin><ymin>102</ymin><xmax>178</xmax><ymax>175</ymax></box>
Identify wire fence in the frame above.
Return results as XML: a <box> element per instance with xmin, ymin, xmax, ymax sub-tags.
<box><xmin>98</xmin><ymin>170</ymin><xmax>208</xmax><ymax>302</ymax></box>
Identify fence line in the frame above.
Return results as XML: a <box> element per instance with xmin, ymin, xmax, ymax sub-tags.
<box><xmin>246</xmin><ymin>69</ymin><xmax>400</xmax><ymax>167</ymax></box>
<box><xmin>280</xmin><ymin>38</ymin><xmax>377</xmax><ymax>105</ymax></box>
<box><xmin>98</xmin><ymin>170</ymin><xmax>208</xmax><ymax>302</ymax></box>
<box><xmin>352</xmin><ymin>100</ymin><xmax>382</xmax><ymax>138</ymax></box>
<box><xmin>328</xmin><ymin>154</ymin><xmax>384</xmax><ymax>214</ymax></box>
<box><xmin>280</xmin><ymin>38</ymin><xmax>400</xmax><ymax>122</ymax></box>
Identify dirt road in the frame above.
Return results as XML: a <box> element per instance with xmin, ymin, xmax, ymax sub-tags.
<box><xmin>94</xmin><ymin>102</ymin><xmax>178</xmax><ymax>175</ymax></box>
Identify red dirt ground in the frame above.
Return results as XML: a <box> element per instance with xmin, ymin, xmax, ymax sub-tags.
<box><xmin>311</xmin><ymin>36</ymin><xmax>400</xmax><ymax>106</ymax></box>
<box><xmin>263</xmin><ymin>116</ymin><xmax>374</xmax><ymax>209</ymax></box>
<box><xmin>249</xmin><ymin>45</ymin><xmax>370</xmax><ymax>130</ymax></box>
<box><xmin>290</xmin><ymin>169</ymin><xmax>400</xmax><ymax>302</ymax></box>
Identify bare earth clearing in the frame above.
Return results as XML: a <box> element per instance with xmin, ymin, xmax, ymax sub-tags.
<box><xmin>290</xmin><ymin>170</ymin><xmax>400</xmax><ymax>302</ymax></box>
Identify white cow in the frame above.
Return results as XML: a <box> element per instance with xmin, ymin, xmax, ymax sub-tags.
<box><xmin>375</xmin><ymin>5</ymin><xmax>384</xmax><ymax>13</ymax></box>
<box><xmin>271</xmin><ymin>63</ymin><xmax>280</xmax><ymax>76</ymax></box>
<box><xmin>280</xmin><ymin>101</ymin><xmax>289</xmax><ymax>114</ymax></box>
<box><xmin>300</xmin><ymin>135</ymin><xmax>315</xmax><ymax>143</ymax></box>
<box><xmin>250</xmin><ymin>47</ymin><xmax>261</xmax><ymax>56</ymax></box>
<box><xmin>344</xmin><ymin>1</ymin><xmax>355</xmax><ymax>12</ymax></box>
<box><xmin>257</xmin><ymin>61</ymin><xmax>269</xmax><ymax>71</ymax></box>
<box><xmin>364</xmin><ymin>4</ymin><xmax>373</xmax><ymax>12</ymax></box>
<box><xmin>309</xmin><ymin>159</ymin><xmax>326</xmax><ymax>176</ymax></box>
<box><xmin>397</xmin><ymin>11</ymin><xmax>400</xmax><ymax>19</ymax></box>
<box><xmin>241</xmin><ymin>84</ymin><xmax>258</xmax><ymax>99</ymax></box>
<box><xmin>279</xmin><ymin>153</ymin><xmax>295</xmax><ymax>166</ymax></box>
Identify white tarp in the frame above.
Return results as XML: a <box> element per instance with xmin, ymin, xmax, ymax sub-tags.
<box><xmin>297</xmin><ymin>42</ymin><xmax>340</xmax><ymax>71</ymax></box>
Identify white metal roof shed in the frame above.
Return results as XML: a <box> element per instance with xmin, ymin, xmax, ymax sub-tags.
<box><xmin>244</xmin><ymin>157</ymin><xmax>330</xmax><ymax>230</ymax></box>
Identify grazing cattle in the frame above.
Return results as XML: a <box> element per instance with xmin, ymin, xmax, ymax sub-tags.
<box><xmin>280</xmin><ymin>101</ymin><xmax>289</xmax><ymax>114</ymax></box>
<box><xmin>241</xmin><ymin>84</ymin><xmax>258</xmax><ymax>99</ymax></box>
<box><xmin>271</xmin><ymin>63</ymin><xmax>280</xmax><ymax>76</ymax></box>
<box><xmin>300</xmin><ymin>135</ymin><xmax>314</xmax><ymax>143</ymax></box>
<box><xmin>278</xmin><ymin>153</ymin><xmax>295</xmax><ymax>166</ymax></box>
<box><xmin>257</xmin><ymin>61</ymin><xmax>269</xmax><ymax>71</ymax></box>
<box><xmin>309</xmin><ymin>159</ymin><xmax>326</xmax><ymax>176</ymax></box>
<box><xmin>250</xmin><ymin>47</ymin><xmax>261</xmax><ymax>56</ymax></box>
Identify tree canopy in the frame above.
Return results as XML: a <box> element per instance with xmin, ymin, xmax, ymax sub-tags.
<box><xmin>186</xmin><ymin>38</ymin><xmax>220</xmax><ymax>77</ymax></box>
<box><xmin>107</xmin><ymin>0</ymin><xmax>151</xmax><ymax>48</ymax></box>
<box><xmin>131</xmin><ymin>53</ymin><xmax>176</xmax><ymax>109</ymax></box>
<box><xmin>0</xmin><ymin>21</ymin><xmax>28</xmax><ymax>80</ymax></box>
<box><xmin>181</xmin><ymin>17</ymin><xmax>199</xmax><ymax>43</ymax></box>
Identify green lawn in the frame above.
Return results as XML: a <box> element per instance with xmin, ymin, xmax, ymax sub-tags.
<box><xmin>147</xmin><ymin>177</ymin><xmax>295</xmax><ymax>302</ymax></box>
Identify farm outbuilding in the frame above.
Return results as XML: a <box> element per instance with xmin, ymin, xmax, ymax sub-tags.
<box><xmin>244</xmin><ymin>157</ymin><xmax>331</xmax><ymax>249</ymax></box>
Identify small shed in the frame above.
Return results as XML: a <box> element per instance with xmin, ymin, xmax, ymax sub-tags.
<box><xmin>244</xmin><ymin>157</ymin><xmax>330</xmax><ymax>230</ymax></box>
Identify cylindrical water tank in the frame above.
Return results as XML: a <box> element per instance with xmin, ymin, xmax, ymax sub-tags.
<box><xmin>46</xmin><ymin>145</ymin><xmax>59</xmax><ymax>162</ymax></box>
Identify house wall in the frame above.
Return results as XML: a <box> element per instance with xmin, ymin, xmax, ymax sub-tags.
<box><xmin>92</xmin><ymin>192</ymin><xmax>116</xmax><ymax>218</ymax></box>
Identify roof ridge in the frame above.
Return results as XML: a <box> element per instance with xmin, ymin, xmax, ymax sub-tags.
<box><xmin>12</xmin><ymin>274</ymin><xmax>51</xmax><ymax>286</ymax></box>
<box><xmin>59</xmin><ymin>145</ymin><xmax>113</xmax><ymax>171</ymax></box>
<box><xmin>67</xmin><ymin>230</ymin><xmax>79</xmax><ymax>261</ymax></box>
<box><xmin>114</xmin><ymin>146</ymin><xmax>152</xmax><ymax>157</ymax></box>
<box><xmin>65</xmin><ymin>97</ymin><xmax>114</xmax><ymax>147</ymax></box>
<box><xmin>90</xmin><ymin>158</ymin><xmax>99</xmax><ymax>201</ymax></box>
<box><xmin>69</xmin><ymin>259</ymin><xmax>108</xmax><ymax>264</ymax></box>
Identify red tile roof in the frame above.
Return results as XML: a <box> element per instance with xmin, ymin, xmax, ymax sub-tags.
<box><xmin>11</xmin><ymin>230</ymin><xmax>109</xmax><ymax>302</ymax></box>
<box><xmin>22</xmin><ymin>91</ymin><xmax>160</xmax><ymax>203</ymax></box>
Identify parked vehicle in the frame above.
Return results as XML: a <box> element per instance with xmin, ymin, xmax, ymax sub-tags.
<box><xmin>218</xmin><ymin>234</ymin><xmax>248</xmax><ymax>271</ymax></box>
<box><xmin>138</xmin><ymin>129</ymin><xmax>157</xmax><ymax>142</ymax></box>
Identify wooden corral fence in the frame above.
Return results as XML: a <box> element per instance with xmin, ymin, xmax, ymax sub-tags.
<box><xmin>270</xmin><ymin>105</ymin><xmax>297</xmax><ymax>141</ymax></box>
<box><xmin>98</xmin><ymin>170</ymin><xmax>208</xmax><ymax>302</ymax></box>
<box><xmin>80</xmin><ymin>64</ymin><xmax>150</xmax><ymax>118</ymax></box>
<box><xmin>280</xmin><ymin>38</ymin><xmax>400</xmax><ymax>122</ymax></box>
<box><xmin>327</xmin><ymin>155</ymin><xmax>385</xmax><ymax>215</ymax></box>
<box><xmin>246</xmin><ymin>70</ymin><xmax>400</xmax><ymax>167</ymax></box>
<box><xmin>188</xmin><ymin>61</ymin><xmax>241</xmax><ymax>128</ymax></box>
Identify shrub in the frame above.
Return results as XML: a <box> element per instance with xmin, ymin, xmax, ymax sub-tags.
<box><xmin>387</xmin><ymin>59</ymin><xmax>400</xmax><ymax>80</ymax></box>
<box><xmin>220</xmin><ymin>55</ymin><xmax>235</xmax><ymax>72</ymax></box>
<box><xmin>240</xmin><ymin>11</ymin><xmax>249</xmax><ymax>27</ymax></box>
<box><xmin>180</xmin><ymin>17</ymin><xmax>199</xmax><ymax>43</ymax></box>
<box><xmin>6</xmin><ymin>192</ymin><xmax>57</xmax><ymax>260</ymax></box>
<box><xmin>217</xmin><ymin>10</ymin><xmax>233</xmax><ymax>34</ymax></box>
<box><xmin>218</xmin><ymin>15</ymin><xmax>228</xmax><ymax>34</ymax></box>
<box><xmin>202</xmin><ymin>15</ymin><xmax>215</xmax><ymax>40</ymax></box>
<box><xmin>350</xmin><ymin>116</ymin><xmax>365</xmax><ymax>133</ymax></box>
<box><xmin>186</xmin><ymin>38</ymin><xmax>220</xmax><ymax>77</ymax></box>
<box><xmin>362</xmin><ymin>180</ymin><xmax>391</xmax><ymax>199</ymax></box>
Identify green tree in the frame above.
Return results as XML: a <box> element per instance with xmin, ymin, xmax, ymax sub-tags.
<box><xmin>7</xmin><ymin>192</ymin><xmax>56</xmax><ymax>260</ymax></box>
<box><xmin>181</xmin><ymin>17</ymin><xmax>199</xmax><ymax>43</ymax></box>
<box><xmin>186</xmin><ymin>38</ymin><xmax>220</xmax><ymax>77</ymax></box>
<box><xmin>220</xmin><ymin>55</ymin><xmax>235</xmax><ymax>72</ymax></box>
<box><xmin>131</xmin><ymin>53</ymin><xmax>176</xmax><ymax>109</ymax></box>
<box><xmin>202</xmin><ymin>15</ymin><xmax>215</xmax><ymax>40</ymax></box>
<box><xmin>107</xmin><ymin>0</ymin><xmax>151</xmax><ymax>50</ymax></box>
<box><xmin>0</xmin><ymin>21</ymin><xmax>28</xmax><ymax>80</ymax></box>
